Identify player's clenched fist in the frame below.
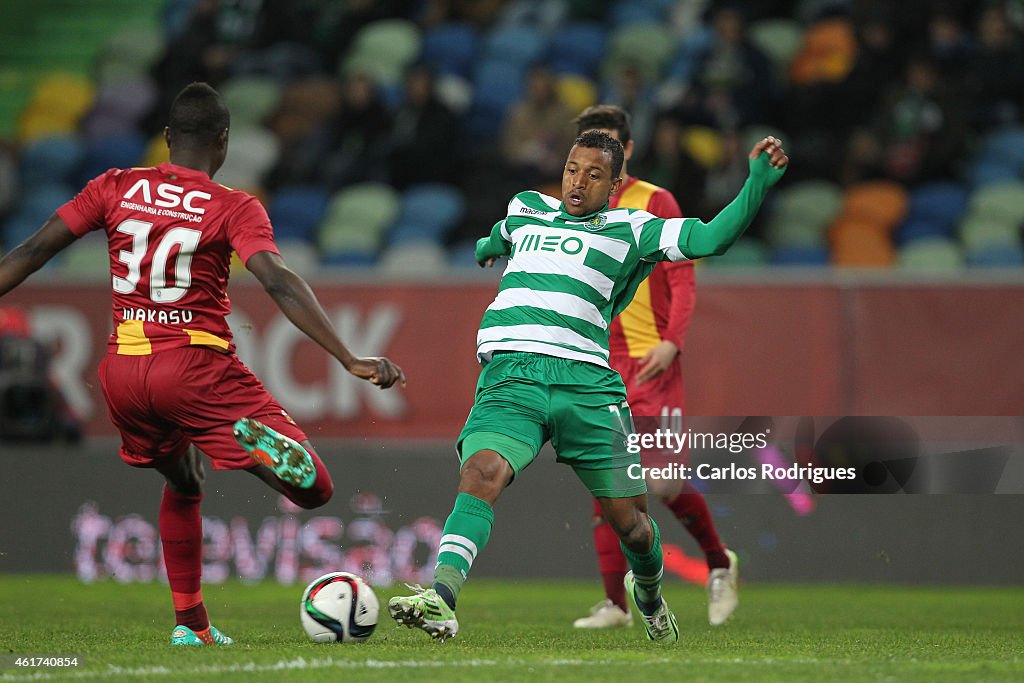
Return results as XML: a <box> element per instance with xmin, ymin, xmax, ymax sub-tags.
<box><xmin>347</xmin><ymin>356</ymin><xmax>406</xmax><ymax>388</ymax></box>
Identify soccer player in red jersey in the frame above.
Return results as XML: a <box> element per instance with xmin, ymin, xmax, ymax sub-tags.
<box><xmin>571</xmin><ymin>105</ymin><xmax>738</xmax><ymax>629</ymax></box>
<box><xmin>0</xmin><ymin>83</ymin><xmax>405</xmax><ymax>645</ymax></box>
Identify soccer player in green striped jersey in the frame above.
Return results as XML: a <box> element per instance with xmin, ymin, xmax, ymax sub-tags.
<box><xmin>389</xmin><ymin>131</ymin><xmax>788</xmax><ymax>643</ymax></box>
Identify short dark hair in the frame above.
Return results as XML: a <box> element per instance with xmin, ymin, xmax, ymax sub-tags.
<box><xmin>572</xmin><ymin>130</ymin><xmax>624</xmax><ymax>178</ymax></box>
<box><xmin>573</xmin><ymin>104</ymin><xmax>632</xmax><ymax>145</ymax></box>
<box><xmin>167</xmin><ymin>82</ymin><xmax>230</xmax><ymax>149</ymax></box>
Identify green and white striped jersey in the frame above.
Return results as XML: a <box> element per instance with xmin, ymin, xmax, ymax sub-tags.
<box><xmin>475</xmin><ymin>190</ymin><xmax>694</xmax><ymax>368</ymax></box>
<box><xmin>473</xmin><ymin>155</ymin><xmax>781</xmax><ymax>368</ymax></box>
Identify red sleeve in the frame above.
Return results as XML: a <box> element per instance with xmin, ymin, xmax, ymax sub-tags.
<box><xmin>56</xmin><ymin>170</ymin><xmax>118</xmax><ymax>237</ymax></box>
<box><xmin>226</xmin><ymin>195</ymin><xmax>279</xmax><ymax>264</ymax></box>
<box><xmin>662</xmin><ymin>261</ymin><xmax>696</xmax><ymax>350</ymax></box>
<box><xmin>649</xmin><ymin>187</ymin><xmax>695</xmax><ymax>349</ymax></box>
<box><xmin>647</xmin><ymin>188</ymin><xmax>683</xmax><ymax>220</ymax></box>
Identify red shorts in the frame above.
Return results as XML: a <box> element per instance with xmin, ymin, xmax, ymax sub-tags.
<box><xmin>98</xmin><ymin>346</ymin><xmax>308</xmax><ymax>470</ymax></box>
<box><xmin>611</xmin><ymin>352</ymin><xmax>688</xmax><ymax>466</ymax></box>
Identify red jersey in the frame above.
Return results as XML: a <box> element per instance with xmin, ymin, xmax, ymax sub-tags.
<box><xmin>57</xmin><ymin>163</ymin><xmax>278</xmax><ymax>356</ymax></box>
<box><xmin>608</xmin><ymin>177</ymin><xmax>696</xmax><ymax>358</ymax></box>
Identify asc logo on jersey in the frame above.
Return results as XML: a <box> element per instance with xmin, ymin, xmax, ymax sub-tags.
<box><xmin>122</xmin><ymin>179</ymin><xmax>212</xmax><ymax>215</ymax></box>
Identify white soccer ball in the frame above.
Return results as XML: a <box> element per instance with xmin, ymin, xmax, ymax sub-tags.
<box><xmin>300</xmin><ymin>572</ymin><xmax>379</xmax><ymax>643</ymax></box>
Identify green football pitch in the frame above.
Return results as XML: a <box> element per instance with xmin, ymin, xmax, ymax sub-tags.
<box><xmin>1</xmin><ymin>576</ymin><xmax>1021</xmax><ymax>682</ymax></box>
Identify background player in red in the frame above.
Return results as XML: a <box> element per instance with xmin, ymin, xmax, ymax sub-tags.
<box><xmin>571</xmin><ymin>105</ymin><xmax>739</xmax><ymax>629</ymax></box>
<box><xmin>0</xmin><ymin>83</ymin><xmax>405</xmax><ymax>646</ymax></box>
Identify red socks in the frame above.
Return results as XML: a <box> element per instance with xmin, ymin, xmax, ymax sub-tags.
<box><xmin>591</xmin><ymin>498</ymin><xmax>628</xmax><ymax>611</ymax></box>
<box><xmin>663</xmin><ymin>488</ymin><xmax>730</xmax><ymax>570</ymax></box>
<box><xmin>160</xmin><ymin>484</ymin><xmax>209</xmax><ymax>631</ymax></box>
<box><xmin>279</xmin><ymin>447</ymin><xmax>334</xmax><ymax>509</ymax></box>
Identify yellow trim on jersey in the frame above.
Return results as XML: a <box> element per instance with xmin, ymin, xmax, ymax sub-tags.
<box><xmin>617</xmin><ymin>179</ymin><xmax>659</xmax><ymax>210</ymax></box>
<box><xmin>616</xmin><ymin>179</ymin><xmax>662</xmax><ymax>357</ymax></box>
<box><xmin>184</xmin><ymin>329</ymin><xmax>231</xmax><ymax>350</ymax></box>
<box><xmin>115</xmin><ymin>320</ymin><xmax>153</xmax><ymax>355</ymax></box>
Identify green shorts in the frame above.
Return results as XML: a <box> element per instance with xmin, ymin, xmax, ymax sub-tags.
<box><xmin>457</xmin><ymin>352</ymin><xmax>646</xmax><ymax>498</ymax></box>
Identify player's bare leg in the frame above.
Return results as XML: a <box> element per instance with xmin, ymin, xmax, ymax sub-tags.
<box><xmin>599</xmin><ymin>495</ymin><xmax>679</xmax><ymax>642</ymax></box>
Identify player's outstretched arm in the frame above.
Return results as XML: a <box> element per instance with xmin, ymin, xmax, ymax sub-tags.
<box><xmin>475</xmin><ymin>220</ymin><xmax>512</xmax><ymax>268</ymax></box>
<box><xmin>678</xmin><ymin>136</ymin><xmax>789</xmax><ymax>259</ymax></box>
<box><xmin>246</xmin><ymin>251</ymin><xmax>406</xmax><ymax>388</ymax></box>
<box><xmin>0</xmin><ymin>214</ymin><xmax>78</xmax><ymax>298</ymax></box>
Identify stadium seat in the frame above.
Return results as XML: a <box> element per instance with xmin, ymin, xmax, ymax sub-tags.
<box><xmin>482</xmin><ymin>24</ymin><xmax>549</xmax><ymax>67</ymax></box>
<box><xmin>59</xmin><ymin>232</ymin><xmax>110</xmax><ymax>278</ymax></box>
<box><xmin>897</xmin><ymin>219</ymin><xmax>956</xmax><ymax>246</ymax></box>
<box><xmin>904</xmin><ymin>182</ymin><xmax>968</xmax><ymax>228</ymax></box>
<box><xmin>275</xmin><ymin>238</ymin><xmax>321</xmax><ymax>277</ymax></box>
<box><xmin>555</xmin><ymin>75</ymin><xmax>598</xmax><ymax>114</ymax></box>
<box><xmin>18</xmin><ymin>72</ymin><xmax>95</xmax><ymax>142</ymax></box>
<box><xmin>388</xmin><ymin>184</ymin><xmax>465</xmax><ymax>247</ymax></box>
<box><xmin>466</xmin><ymin>59</ymin><xmax>526</xmax><ymax>138</ymax></box>
<box><xmin>664</xmin><ymin>25</ymin><xmax>714</xmax><ymax>82</ymax></box>
<box><xmin>379</xmin><ymin>242</ymin><xmax>449</xmax><ymax>276</ymax></box>
<box><xmin>749</xmin><ymin>18</ymin><xmax>804</xmax><ymax>83</ymax></box>
<box><xmin>270</xmin><ymin>77</ymin><xmax>342</xmax><ymax>144</ymax></box>
<box><xmin>547</xmin><ymin>22</ymin><xmax>608</xmax><ymax>77</ymax></box>
<box><xmin>789</xmin><ymin>17</ymin><xmax>857</xmax><ymax>85</ymax></box>
<box><xmin>421</xmin><ymin>23</ymin><xmax>480</xmax><ymax>78</ymax></box>
<box><xmin>318</xmin><ymin>183</ymin><xmax>399</xmax><ymax>258</ymax></box>
<box><xmin>448</xmin><ymin>241</ymin><xmax>480</xmax><ymax>268</ymax></box>
<box><xmin>19</xmin><ymin>136</ymin><xmax>85</xmax><ymax>186</ymax></box>
<box><xmin>771</xmin><ymin>244</ymin><xmax>830</xmax><ymax>266</ymax></box>
<box><xmin>603</xmin><ymin>23</ymin><xmax>675</xmax><ymax>83</ymax></box>
<box><xmin>831</xmin><ymin>219</ymin><xmax>895</xmax><ymax>267</ymax></box>
<box><xmin>897</xmin><ymin>238</ymin><xmax>964</xmax><ymax>271</ymax></box>
<box><xmin>959</xmin><ymin>214</ymin><xmax>1021</xmax><ymax>252</ymax></box>
<box><xmin>609</xmin><ymin>1</ymin><xmax>666</xmax><ymax>26</ymax></box>
<box><xmin>702</xmin><ymin>237</ymin><xmax>768</xmax><ymax>267</ymax></box>
<box><xmin>2</xmin><ymin>184</ymin><xmax>76</xmax><ymax>250</ymax></box>
<box><xmin>80</xmin><ymin>77</ymin><xmax>158</xmax><ymax>140</ymax></box>
<box><xmin>95</xmin><ymin>24</ymin><xmax>166</xmax><ymax>83</ymax></box>
<box><xmin>496</xmin><ymin>0</ymin><xmax>568</xmax><ymax>35</ymax></box>
<box><xmin>765</xmin><ymin>217</ymin><xmax>827</xmax><ymax>248</ymax></box>
<box><xmin>435</xmin><ymin>74</ymin><xmax>473</xmax><ymax>114</ymax></box>
<box><xmin>967</xmin><ymin>180</ymin><xmax>1024</xmax><ymax>225</ymax></box>
<box><xmin>681</xmin><ymin>126</ymin><xmax>723</xmax><ymax>168</ymax></box>
<box><xmin>966</xmin><ymin>158</ymin><xmax>1019</xmax><ymax>189</ymax></box>
<box><xmin>221</xmin><ymin>76</ymin><xmax>282</xmax><ymax>128</ymax></box>
<box><xmin>76</xmin><ymin>133</ymin><xmax>146</xmax><ymax>186</ymax></box>
<box><xmin>841</xmin><ymin>181</ymin><xmax>908</xmax><ymax>231</ymax></box>
<box><xmin>342</xmin><ymin>20</ymin><xmax>422</xmax><ymax>85</ymax></box>
<box><xmin>967</xmin><ymin>244</ymin><xmax>1024</xmax><ymax>267</ymax></box>
<box><xmin>772</xmin><ymin>180</ymin><xmax>844</xmax><ymax>229</ymax></box>
<box><xmin>214</xmin><ymin>126</ymin><xmax>280</xmax><ymax>191</ymax></box>
<box><xmin>977</xmin><ymin>125</ymin><xmax>1024</xmax><ymax>172</ymax></box>
<box><xmin>142</xmin><ymin>132</ymin><xmax>170</xmax><ymax>168</ymax></box>
<box><xmin>268</xmin><ymin>187</ymin><xmax>331</xmax><ymax>243</ymax></box>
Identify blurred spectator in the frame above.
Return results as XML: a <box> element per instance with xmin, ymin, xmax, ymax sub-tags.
<box><xmin>967</xmin><ymin>3</ymin><xmax>1024</xmax><ymax>130</ymax></box>
<box><xmin>674</xmin><ymin>3</ymin><xmax>777</xmax><ymax>129</ymax></box>
<box><xmin>922</xmin><ymin>4</ymin><xmax>976</xmax><ymax>86</ymax></box>
<box><xmin>873</xmin><ymin>53</ymin><xmax>969</xmax><ymax>185</ymax></box>
<box><xmin>318</xmin><ymin>73</ymin><xmax>394</xmax><ymax>189</ymax></box>
<box><xmin>701</xmin><ymin>128</ymin><xmax>752</xmax><ymax>218</ymax></box>
<box><xmin>500</xmin><ymin>66</ymin><xmax>576</xmax><ymax>188</ymax></box>
<box><xmin>837</xmin><ymin>127</ymin><xmax>887</xmax><ymax>187</ymax></box>
<box><xmin>389</xmin><ymin>64</ymin><xmax>461</xmax><ymax>188</ymax></box>
<box><xmin>602</xmin><ymin>64</ymin><xmax>657</xmax><ymax>157</ymax></box>
<box><xmin>630</xmin><ymin>116</ymin><xmax>708</xmax><ymax>218</ymax></box>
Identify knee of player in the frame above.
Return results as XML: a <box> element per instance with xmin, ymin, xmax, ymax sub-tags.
<box><xmin>459</xmin><ymin>451</ymin><xmax>512</xmax><ymax>495</ymax></box>
<box><xmin>614</xmin><ymin>512</ymin><xmax>653</xmax><ymax>552</ymax></box>
<box><xmin>299</xmin><ymin>476</ymin><xmax>334</xmax><ymax>510</ymax></box>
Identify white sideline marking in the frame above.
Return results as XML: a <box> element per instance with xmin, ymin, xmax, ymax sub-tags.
<box><xmin>0</xmin><ymin>657</ymin><xmax>675</xmax><ymax>681</ymax></box>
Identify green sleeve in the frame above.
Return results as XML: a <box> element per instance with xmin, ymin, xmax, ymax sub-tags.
<box><xmin>677</xmin><ymin>153</ymin><xmax>786</xmax><ymax>259</ymax></box>
<box><xmin>475</xmin><ymin>220</ymin><xmax>512</xmax><ymax>264</ymax></box>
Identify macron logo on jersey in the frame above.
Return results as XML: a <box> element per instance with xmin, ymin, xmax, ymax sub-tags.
<box><xmin>123</xmin><ymin>179</ymin><xmax>212</xmax><ymax>215</ymax></box>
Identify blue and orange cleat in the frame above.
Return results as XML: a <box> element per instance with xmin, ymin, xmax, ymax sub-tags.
<box><xmin>233</xmin><ymin>417</ymin><xmax>316</xmax><ymax>488</ymax></box>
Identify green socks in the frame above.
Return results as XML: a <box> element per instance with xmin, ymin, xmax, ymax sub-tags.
<box><xmin>432</xmin><ymin>493</ymin><xmax>495</xmax><ymax>608</ymax></box>
<box><xmin>622</xmin><ymin>515</ymin><xmax>664</xmax><ymax>608</ymax></box>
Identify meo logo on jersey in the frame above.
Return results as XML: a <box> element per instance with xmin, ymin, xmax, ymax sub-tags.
<box><xmin>512</xmin><ymin>231</ymin><xmax>588</xmax><ymax>259</ymax></box>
